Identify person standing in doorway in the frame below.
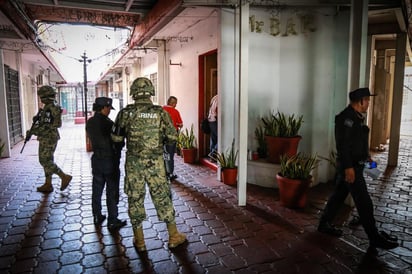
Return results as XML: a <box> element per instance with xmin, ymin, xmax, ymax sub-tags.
<box><xmin>208</xmin><ymin>94</ymin><xmax>218</xmax><ymax>159</ymax></box>
<box><xmin>318</xmin><ymin>87</ymin><xmax>399</xmax><ymax>251</ymax></box>
<box><xmin>162</xmin><ymin>96</ymin><xmax>183</xmax><ymax>181</ymax></box>
<box><xmin>86</xmin><ymin>97</ymin><xmax>127</xmax><ymax>231</ymax></box>
<box><xmin>27</xmin><ymin>85</ymin><xmax>72</xmax><ymax>193</ymax></box>
<box><xmin>112</xmin><ymin>77</ymin><xmax>187</xmax><ymax>252</ymax></box>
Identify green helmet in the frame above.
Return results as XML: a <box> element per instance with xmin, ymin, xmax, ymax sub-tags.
<box><xmin>130</xmin><ymin>77</ymin><xmax>155</xmax><ymax>98</ymax></box>
<box><xmin>38</xmin><ymin>85</ymin><xmax>56</xmax><ymax>98</ymax></box>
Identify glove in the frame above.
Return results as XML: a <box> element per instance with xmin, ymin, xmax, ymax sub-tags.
<box><xmin>25</xmin><ymin>131</ymin><xmax>32</xmax><ymax>142</ymax></box>
<box><xmin>33</xmin><ymin>108</ymin><xmax>43</xmax><ymax>123</ymax></box>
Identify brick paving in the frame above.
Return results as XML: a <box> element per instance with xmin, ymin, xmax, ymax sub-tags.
<box><xmin>0</xmin><ymin>122</ymin><xmax>411</xmax><ymax>273</ymax></box>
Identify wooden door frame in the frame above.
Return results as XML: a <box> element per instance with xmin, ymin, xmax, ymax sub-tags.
<box><xmin>198</xmin><ymin>49</ymin><xmax>217</xmax><ymax>170</ymax></box>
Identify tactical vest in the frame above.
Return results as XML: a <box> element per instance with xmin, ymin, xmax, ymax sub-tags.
<box><xmin>122</xmin><ymin>103</ymin><xmax>166</xmax><ymax>155</ymax></box>
<box><xmin>32</xmin><ymin>103</ymin><xmax>62</xmax><ymax>139</ymax></box>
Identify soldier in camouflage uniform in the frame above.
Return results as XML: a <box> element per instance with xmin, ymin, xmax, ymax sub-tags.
<box><xmin>28</xmin><ymin>85</ymin><xmax>72</xmax><ymax>193</ymax></box>
<box><xmin>112</xmin><ymin>77</ymin><xmax>186</xmax><ymax>251</ymax></box>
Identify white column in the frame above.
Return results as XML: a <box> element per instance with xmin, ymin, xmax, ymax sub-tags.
<box><xmin>0</xmin><ymin>49</ymin><xmax>11</xmax><ymax>157</ymax></box>
<box><xmin>345</xmin><ymin>0</ymin><xmax>368</xmax><ymax>207</ymax></box>
<box><xmin>348</xmin><ymin>0</ymin><xmax>368</xmax><ymax>90</ymax></box>
<box><xmin>237</xmin><ymin>2</ymin><xmax>249</xmax><ymax>206</ymax></box>
<box><xmin>157</xmin><ymin>39</ymin><xmax>168</xmax><ymax>105</ymax></box>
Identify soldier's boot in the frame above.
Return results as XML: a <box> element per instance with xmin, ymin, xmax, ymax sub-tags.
<box><xmin>37</xmin><ymin>176</ymin><xmax>53</xmax><ymax>193</ymax></box>
<box><xmin>167</xmin><ymin>223</ymin><xmax>187</xmax><ymax>248</ymax></box>
<box><xmin>58</xmin><ymin>171</ymin><xmax>72</xmax><ymax>191</ymax></box>
<box><xmin>133</xmin><ymin>226</ymin><xmax>146</xmax><ymax>252</ymax></box>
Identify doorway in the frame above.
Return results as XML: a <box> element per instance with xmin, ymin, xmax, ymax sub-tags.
<box><xmin>198</xmin><ymin>49</ymin><xmax>217</xmax><ymax>169</ymax></box>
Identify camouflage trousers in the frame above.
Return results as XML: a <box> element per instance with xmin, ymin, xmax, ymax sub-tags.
<box><xmin>38</xmin><ymin>137</ymin><xmax>62</xmax><ymax>176</ymax></box>
<box><xmin>125</xmin><ymin>154</ymin><xmax>175</xmax><ymax>228</ymax></box>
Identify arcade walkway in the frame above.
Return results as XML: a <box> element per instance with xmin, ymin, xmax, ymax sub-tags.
<box><xmin>0</xmin><ymin>122</ymin><xmax>411</xmax><ymax>273</ymax></box>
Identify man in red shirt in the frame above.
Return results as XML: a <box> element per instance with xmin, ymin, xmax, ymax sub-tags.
<box><xmin>163</xmin><ymin>96</ymin><xmax>183</xmax><ymax>181</ymax></box>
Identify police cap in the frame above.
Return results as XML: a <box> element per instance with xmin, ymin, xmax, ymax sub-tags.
<box><xmin>349</xmin><ymin>88</ymin><xmax>376</xmax><ymax>101</ymax></box>
<box><xmin>94</xmin><ymin>97</ymin><xmax>115</xmax><ymax>110</ymax></box>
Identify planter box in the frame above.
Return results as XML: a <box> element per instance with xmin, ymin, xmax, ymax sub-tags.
<box><xmin>247</xmin><ymin>159</ymin><xmax>319</xmax><ymax>189</ymax></box>
<box><xmin>247</xmin><ymin>159</ymin><xmax>281</xmax><ymax>188</ymax></box>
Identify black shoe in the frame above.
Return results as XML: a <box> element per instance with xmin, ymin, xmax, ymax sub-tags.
<box><xmin>93</xmin><ymin>214</ymin><xmax>106</xmax><ymax>225</ymax></box>
<box><xmin>348</xmin><ymin>216</ymin><xmax>361</xmax><ymax>227</ymax></box>
<box><xmin>379</xmin><ymin>231</ymin><xmax>398</xmax><ymax>242</ymax></box>
<box><xmin>167</xmin><ymin>174</ymin><xmax>178</xmax><ymax>181</ymax></box>
<box><xmin>370</xmin><ymin>233</ymin><xmax>399</xmax><ymax>250</ymax></box>
<box><xmin>318</xmin><ymin>221</ymin><xmax>343</xmax><ymax>237</ymax></box>
<box><xmin>108</xmin><ymin>219</ymin><xmax>127</xmax><ymax>231</ymax></box>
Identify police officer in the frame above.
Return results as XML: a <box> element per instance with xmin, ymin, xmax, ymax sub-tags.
<box><xmin>318</xmin><ymin>87</ymin><xmax>399</xmax><ymax>250</ymax></box>
<box><xmin>86</xmin><ymin>97</ymin><xmax>126</xmax><ymax>230</ymax></box>
<box><xmin>29</xmin><ymin>85</ymin><xmax>72</xmax><ymax>192</ymax></box>
<box><xmin>112</xmin><ymin>77</ymin><xmax>186</xmax><ymax>251</ymax></box>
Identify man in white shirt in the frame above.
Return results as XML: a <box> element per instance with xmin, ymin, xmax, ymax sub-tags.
<box><xmin>208</xmin><ymin>94</ymin><xmax>218</xmax><ymax>158</ymax></box>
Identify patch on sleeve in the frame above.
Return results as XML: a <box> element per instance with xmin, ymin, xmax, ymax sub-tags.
<box><xmin>344</xmin><ymin>118</ymin><xmax>354</xmax><ymax>127</ymax></box>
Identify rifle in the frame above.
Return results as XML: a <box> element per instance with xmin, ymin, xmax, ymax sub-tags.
<box><xmin>20</xmin><ymin>109</ymin><xmax>42</xmax><ymax>153</ymax></box>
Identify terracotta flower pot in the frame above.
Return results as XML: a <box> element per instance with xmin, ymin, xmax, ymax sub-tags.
<box><xmin>181</xmin><ymin>148</ymin><xmax>197</xmax><ymax>164</ymax></box>
<box><xmin>276</xmin><ymin>173</ymin><xmax>311</xmax><ymax>208</ymax></box>
<box><xmin>221</xmin><ymin>167</ymin><xmax>237</xmax><ymax>185</ymax></box>
<box><xmin>265</xmin><ymin>136</ymin><xmax>302</xmax><ymax>164</ymax></box>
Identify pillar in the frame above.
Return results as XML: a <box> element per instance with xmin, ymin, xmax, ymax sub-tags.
<box><xmin>388</xmin><ymin>33</ymin><xmax>407</xmax><ymax>166</ymax></box>
<box><xmin>237</xmin><ymin>2</ymin><xmax>249</xmax><ymax>206</ymax></box>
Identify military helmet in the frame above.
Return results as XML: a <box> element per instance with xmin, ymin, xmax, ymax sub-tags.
<box><xmin>130</xmin><ymin>77</ymin><xmax>155</xmax><ymax>97</ymax></box>
<box><xmin>38</xmin><ymin>85</ymin><xmax>56</xmax><ymax>98</ymax></box>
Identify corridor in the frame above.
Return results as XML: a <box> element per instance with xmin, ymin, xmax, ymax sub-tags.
<box><xmin>0</xmin><ymin>122</ymin><xmax>411</xmax><ymax>273</ymax></box>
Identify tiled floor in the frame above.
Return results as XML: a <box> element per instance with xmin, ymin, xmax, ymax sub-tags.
<box><xmin>0</xmin><ymin>122</ymin><xmax>411</xmax><ymax>273</ymax></box>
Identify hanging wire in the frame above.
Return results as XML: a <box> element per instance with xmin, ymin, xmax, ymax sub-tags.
<box><xmin>35</xmin><ymin>23</ymin><xmax>131</xmax><ymax>62</ymax></box>
<box><xmin>40</xmin><ymin>40</ymin><xmax>129</xmax><ymax>63</ymax></box>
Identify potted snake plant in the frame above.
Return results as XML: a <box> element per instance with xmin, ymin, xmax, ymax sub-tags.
<box><xmin>212</xmin><ymin>139</ymin><xmax>238</xmax><ymax>185</ymax></box>
<box><xmin>261</xmin><ymin>110</ymin><xmax>303</xmax><ymax>164</ymax></box>
<box><xmin>178</xmin><ymin>124</ymin><xmax>197</xmax><ymax>163</ymax></box>
<box><xmin>276</xmin><ymin>152</ymin><xmax>318</xmax><ymax>208</ymax></box>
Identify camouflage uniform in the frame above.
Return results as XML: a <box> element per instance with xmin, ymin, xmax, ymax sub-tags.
<box><xmin>112</xmin><ymin>77</ymin><xmax>186</xmax><ymax>250</ymax></box>
<box><xmin>30</xmin><ymin>86</ymin><xmax>72</xmax><ymax>192</ymax></box>
<box><xmin>113</xmin><ymin>97</ymin><xmax>177</xmax><ymax>224</ymax></box>
<box><xmin>34</xmin><ymin>100</ymin><xmax>62</xmax><ymax>174</ymax></box>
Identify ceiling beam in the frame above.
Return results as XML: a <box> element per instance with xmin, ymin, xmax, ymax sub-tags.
<box><xmin>180</xmin><ymin>0</ymin><xmax>400</xmax><ymax>8</ymax></box>
<box><xmin>0</xmin><ymin>0</ymin><xmax>36</xmax><ymax>40</ymax></box>
<box><xmin>369</xmin><ymin>23</ymin><xmax>402</xmax><ymax>35</ymax></box>
<box><xmin>21</xmin><ymin>0</ymin><xmax>154</xmax><ymax>13</ymax></box>
<box><xmin>125</xmin><ymin>0</ymin><xmax>134</xmax><ymax>12</ymax></box>
<box><xmin>130</xmin><ymin>0</ymin><xmax>184</xmax><ymax>47</ymax></box>
<box><xmin>24</xmin><ymin>3</ymin><xmax>142</xmax><ymax>27</ymax></box>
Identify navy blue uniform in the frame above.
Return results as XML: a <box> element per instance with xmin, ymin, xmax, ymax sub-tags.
<box><xmin>86</xmin><ymin>112</ymin><xmax>121</xmax><ymax>224</ymax></box>
<box><xmin>320</xmin><ymin>105</ymin><xmax>381</xmax><ymax>241</ymax></box>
